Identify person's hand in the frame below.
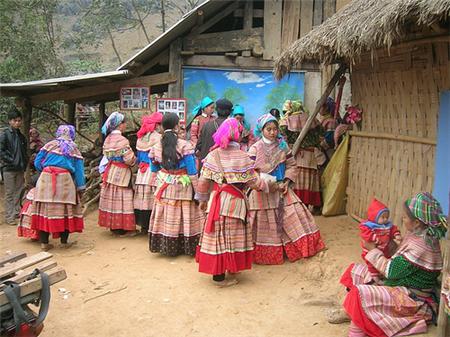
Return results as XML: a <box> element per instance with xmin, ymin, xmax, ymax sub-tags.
<box><xmin>268</xmin><ymin>181</ymin><xmax>279</xmax><ymax>193</ymax></box>
<box><xmin>363</xmin><ymin>241</ymin><xmax>377</xmax><ymax>251</ymax></box>
<box><xmin>393</xmin><ymin>235</ymin><xmax>402</xmax><ymax>246</ymax></box>
<box><xmin>278</xmin><ymin>181</ymin><xmax>288</xmax><ymax>195</ymax></box>
<box><xmin>199</xmin><ymin>201</ymin><xmax>207</xmax><ymax>212</ymax></box>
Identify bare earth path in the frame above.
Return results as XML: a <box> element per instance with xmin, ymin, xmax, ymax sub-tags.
<box><xmin>0</xmin><ymin>201</ymin><xmax>435</xmax><ymax>337</ymax></box>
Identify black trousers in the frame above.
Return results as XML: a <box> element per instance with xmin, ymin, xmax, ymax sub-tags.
<box><xmin>39</xmin><ymin>230</ymin><xmax>69</xmax><ymax>244</ymax></box>
<box><xmin>212</xmin><ymin>274</ymin><xmax>225</xmax><ymax>282</ymax></box>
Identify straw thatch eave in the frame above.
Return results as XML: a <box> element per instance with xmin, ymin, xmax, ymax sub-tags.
<box><xmin>274</xmin><ymin>0</ymin><xmax>450</xmax><ymax>80</ymax></box>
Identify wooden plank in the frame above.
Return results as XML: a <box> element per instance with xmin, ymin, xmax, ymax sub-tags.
<box><xmin>184</xmin><ymin>28</ymin><xmax>264</xmax><ymax>54</ymax></box>
<box><xmin>0</xmin><ymin>252</ymin><xmax>52</xmax><ymax>280</ymax></box>
<box><xmin>313</xmin><ymin>0</ymin><xmax>323</xmax><ymax>26</ymax></box>
<box><xmin>0</xmin><ymin>260</ymin><xmax>57</xmax><ymax>291</ymax></box>
<box><xmin>129</xmin><ymin>49</ymin><xmax>169</xmax><ymax>77</ymax></box>
<box><xmin>189</xmin><ymin>1</ymin><xmax>240</xmax><ymax>36</ymax></box>
<box><xmin>300</xmin><ymin>0</ymin><xmax>314</xmax><ymax>38</ymax></box>
<box><xmin>168</xmin><ymin>38</ymin><xmax>182</xmax><ymax>98</ymax></box>
<box><xmin>281</xmin><ymin>0</ymin><xmax>301</xmax><ymax>50</ymax></box>
<box><xmin>66</xmin><ymin>102</ymin><xmax>76</xmax><ymax>126</ymax></box>
<box><xmin>243</xmin><ymin>0</ymin><xmax>253</xmax><ymax>31</ymax></box>
<box><xmin>323</xmin><ymin>0</ymin><xmax>336</xmax><ymax>21</ymax></box>
<box><xmin>0</xmin><ymin>252</ymin><xmax>27</xmax><ymax>267</ymax></box>
<box><xmin>234</xmin><ymin>8</ymin><xmax>264</xmax><ymax>18</ymax></box>
<box><xmin>182</xmin><ymin>54</ymin><xmax>319</xmax><ymax>71</ymax></box>
<box><xmin>349</xmin><ymin>131</ymin><xmax>437</xmax><ymax>145</ymax></box>
<box><xmin>30</xmin><ymin>72</ymin><xmax>177</xmax><ymax>105</ymax></box>
<box><xmin>336</xmin><ymin>0</ymin><xmax>351</xmax><ymax>12</ymax></box>
<box><xmin>0</xmin><ymin>267</ymin><xmax>66</xmax><ymax>306</ymax></box>
<box><xmin>263</xmin><ymin>0</ymin><xmax>282</xmax><ymax>60</ymax></box>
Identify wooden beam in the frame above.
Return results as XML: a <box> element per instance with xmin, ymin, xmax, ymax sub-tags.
<box><xmin>243</xmin><ymin>0</ymin><xmax>253</xmax><ymax>31</ymax></box>
<box><xmin>184</xmin><ymin>28</ymin><xmax>263</xmax><ymax>54</ymax></box>
<box><xmin>168</xmin><ymin>38</ymin><xmax>182</xmax><ymax>98</ymax></box>
<box><xmin>129</xmin><ymin>49</ymin><xmax>169</xmax><ymax>77</ymax></box>
<box><xmin>66</xmin><ymin>102</ymin><xmax>76</xmax><ymax>126</ymax></box>
<box><xmin>349</xmin><ymin>131</ymin><xmax>437</xmax><ymax>145</ymax></box>
<box><xmin>190</xmin><ymin>1</ymin><xmax>241</xmax><ymax>36</ymax></box>
<box><xmin>323</xmin><ymin>0</ymin><xmax>336</xmax><ymax>21</ymax></box>
<box><xmin>0</xmin><ymin>252</ymin><xmax>52</xmax><ymax>280</ymax></box>
<box><xmin>281</xmin><ymin>0</ymin><xmax>301</xmax><ymax>50</ymax></box>
<box><xmin>300</xmin><ymin>0</ymin><xmax>314</xmax><ymax>38</ymax></box>
<box><xmin>292</xmin><ymin>64</ymin><xmax>347</xmax><ymax>156</ymax></box>
<box><xmin>0</xmin><ymin>252</ymin><xmax>27</xmax><ymax>267</ymax></box>
<box><xmin>183</xmin><ymin>54</ymin><xmax>319</xmax><ymax>71</ymax></box>
<box><xmin>98</xmin><ymin>102</ymin><xmax>106</xmax><ymax>142</ymax></box>
<box><xmin>234</xmin><ymin>8</ymin><xmax>264</xmax><ymax>18</ymax></box>
<box><xmin>0</xmin><ymin>260</ymin><xmax>57</xmax><ymax>291</ymax></box>
<box><xmin>30</xmin><ymin>72</ymin><xmax>176</xmax><ymax>105</ymax></box>
<box><xmin>263</xmin><ymin>0</ymin><xmax>282</xmax><ymax>60</ymax></box>
<box><xmin>313</xmin><ymin>0</ymin><xmax>324</xmax><ymax>26</ymax></box>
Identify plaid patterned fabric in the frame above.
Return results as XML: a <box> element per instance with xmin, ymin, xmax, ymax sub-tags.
<box><xmin>34</xmin><ymin>170</ymin><xmax>77</xmax><ymax>205</ymax></box>
<box><xmin>133</xmin><ymin>184</ymin><xmax>155</xmax><ymax>211</ymax></box>
<box><xmin>98</xmin><ymin>184</ymin><xmax>135</xmax><ymax>230</ymax></box>
<box><xmin>406</xmin><ymin>192</ymin><xmax>448</xmax><ymax>239</ymax></box>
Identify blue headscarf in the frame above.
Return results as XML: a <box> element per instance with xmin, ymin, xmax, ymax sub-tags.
<box><xmin>56</xmin><ymin>125</ymin><xmax>77</xmax><ymax>157</ymax></box>
<box><xmin>192</xmin><ymin>96</ymin><xmax>214</xmax><ymax>118</ymax></box>
<box><xmin>101</xmin><ymin>111</ymin><xmax>125</xmax><ymax>135</ymax></box>
<box><xmin>254</xmin><ymin>113</ymin><xmax>288</xmax><ymax>150</ymax></box>
<box><xmin>230</xmin><ymin>104</ymin><xmax>251</xmax><ymax>131</ymax></box>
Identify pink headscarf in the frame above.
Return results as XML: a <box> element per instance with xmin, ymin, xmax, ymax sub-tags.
<box><xmin>212</xmin><ymin>118</ymin><xmax>242</xmax><ymax>149</ymax></box>
<box><xmin>137</xmin><ymin>112</ymin><xmax>163</xmax><ymax>139</ymax></box>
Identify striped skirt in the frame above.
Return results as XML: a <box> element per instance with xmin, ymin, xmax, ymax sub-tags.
<box><xmin>342</xmin><ymin>263</ymin><xmax>435</xmax><ymax>337</ymax></box>
<box><xmin>17</xmin><ymin>193</ymin><xmax>39</xmax><ymax>240</ymax></box>
<box><xmin>98</xmin><ymin>183</ymin><xmax>135</xmax><ymax>231</ymax></box>
<box><xmin>249</xmin><ymin>201</ymin><xmax>325</xmax><ymax>265</ymax></box>
<box><xmin>149</xmin><ymin>198</ymin><xmax>204</xmax><ymax>256</ymax></box>
<box><xmin>31</xmin><ymin>202</ymin><xmax>84</xmax><ymax>235</ymax></box>
<box><xmin>292</xmin><ymin>167</ymin><xmax>322</xmax><ymax>206</ymax></box>
<box><xmin>133</xmin><ymin>184</ymin><xmax>155</xmax><ymax>211</ymax></box>
<box><xmin>196</xmin><ymin>215</ymin><xmax>253</xmax><ymax>275</ymax></box>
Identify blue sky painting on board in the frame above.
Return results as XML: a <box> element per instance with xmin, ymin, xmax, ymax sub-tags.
<box><xmin>182</xmin><ymin>67</ymin><xmax>304</xmax><ymax>127</ymax></box>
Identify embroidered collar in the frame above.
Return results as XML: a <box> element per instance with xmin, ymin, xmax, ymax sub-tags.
<box><xmin>111</xmin><ymin>130</ymin><xmax>121</xmax><ymax>135</ymax></box>
<box><xmin>262</xmin><ymin>136</ymin><xmax>275</xmax><ymax>144</ymax></box>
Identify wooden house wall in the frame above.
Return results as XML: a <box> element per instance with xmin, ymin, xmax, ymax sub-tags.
<box><xmin>347</xmin><ymin>41</ymin><xmax>450</xmax><ymax>227</ymax></box>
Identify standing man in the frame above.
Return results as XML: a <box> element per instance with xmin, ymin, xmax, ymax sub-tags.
<box><xmin>0</xmin><ymin>108</ymin><xmax>28</xmax><ymax>225</ymax></box>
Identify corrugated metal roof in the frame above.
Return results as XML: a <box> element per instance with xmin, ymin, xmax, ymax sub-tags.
<box><xmin>117</xmin><ymin>0</ymin><xmax>229</xmax><ymax>70</ymax></box>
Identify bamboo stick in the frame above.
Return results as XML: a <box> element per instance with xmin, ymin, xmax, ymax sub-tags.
<box><xmin>349</xmin><ymin>131</ymin><xmax>436</xmax><ymax>145</ymax></box>
<box><xmin>292</xmin><ymin>64</ymin><xmax>347</xmax><ymax>156</ymax></box>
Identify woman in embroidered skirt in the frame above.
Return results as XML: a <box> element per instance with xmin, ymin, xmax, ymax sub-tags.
<box><xmin>330</xmin><ymin>192</ymin><xmax>447</xmax><ymax>337</ymax></box>
<box><xmin>195</xmin><ymin>118</ymin><xmax>269</xmax><ymax>287</ymax></box>
<box><xmin>280</xmin><ymin>100</ymin><xmax>325</xmax><ymax>208</ymax></box>
<box><xmin>31</xmin><ymin>125</ymin><xmax>85</xmax><ymax>251</ymax></box>
<box><xmin>134</xmin><ymin>112</ymin><xmax>163</xmax><ymax>233</ymax></box>
<box><xmin>248</xmin><ymin>114</ymin><xmax>325</xmax><ymax>265</ymax></box>
<box><xmin>148</xmin><ymin>113</ymin><xmax>204</xmax><ymax>256</ymax></box>
<box><xmin>98</xmin><ymin>112</ymin><xmax>137</xmax><ymax>235</ymax></box>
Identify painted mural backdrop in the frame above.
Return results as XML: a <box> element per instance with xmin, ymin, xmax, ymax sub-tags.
<box><xmin>182</xmin><ymin>67</ymin><xmax>304</xmax><ymax>127</ymax></box>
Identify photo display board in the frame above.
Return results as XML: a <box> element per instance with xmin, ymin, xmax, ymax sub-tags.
<box><xmin>156</xmin><ymin>98</ymin><xmax>187</xmax><ymax>124</ymax></box>
<box><xmin>120</xmin><ymin>86</ymin><xmax>150</xmax><ymax>110</ymax></box>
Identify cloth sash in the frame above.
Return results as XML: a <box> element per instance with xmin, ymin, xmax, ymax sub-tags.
<box><xmin>102</xmin><ymin>161</ymin><xmax>129</xmax><ymax>184</ymax></box>
<box><xmin>42</xmin><ymin>166</ymin><xmax>70</xmax><ymax>196</ymax></box>
<box><xmin>205</xmin><ymin>183</ymin><xmax>244</xmax><ymax>234</ymax></box>
<box><xmin>155</xmin><ymin>168</ymin><xmax>188</xmax><ymax>201</ymax></box>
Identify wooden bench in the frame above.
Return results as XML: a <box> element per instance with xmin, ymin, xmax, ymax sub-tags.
<box><xmin>0</xmin><ymin>251</ymin><xmax>67</xmax><ymax>312</ymax></box>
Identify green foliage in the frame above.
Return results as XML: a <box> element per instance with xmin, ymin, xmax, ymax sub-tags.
<box><xmin>264</xmin><ymin>83</ymin><xmax>302</xmax><ymax>113</ymax></box>
<box><xmin>183</xmin><ymin>80</ymin><xmax>217</xmax><ymax>122</ymax></box>
<box><xmin>222</xmin><ymin>87</ymin><xmax>247</xmax><ymax>105</ymax></box>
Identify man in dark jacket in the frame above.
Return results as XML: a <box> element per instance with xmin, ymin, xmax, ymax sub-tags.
<box><xmin>195</xmin><ymin>98</ymin><xmax>233</xmax><ymax>170</ymax></box>
<box><xmin>0</xmin><ymin>108</ymin><xmax>28</xmax><ymax>225</ymax></box>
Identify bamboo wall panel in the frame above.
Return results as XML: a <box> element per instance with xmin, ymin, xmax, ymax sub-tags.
<box><xmin>347</xmin><ymin>42</ymin><xmax>449</xmax><ymax>228</ymax></box>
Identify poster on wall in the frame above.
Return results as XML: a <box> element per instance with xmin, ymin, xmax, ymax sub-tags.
<box><xmin>183</xmin><ymin>67</ymin><xmax>304</xmax><ymax>126</ymax></box>
<box><xmin>156</xmin><ymin>98</ymin><xmax>187</xmax><ymax>124</ymax></box>
<box><xmin>120</xmin><ymin>86</ymin><xmax>150</xmax><ymax>110</ymax></box>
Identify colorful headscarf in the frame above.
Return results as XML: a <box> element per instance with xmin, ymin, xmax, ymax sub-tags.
<box><xmin>101</xmin><ymin>111</ymin><xmax>124</xmax><ymax>135</ymax></box>
<box><xmin>282</xmin><ymin>100</ymin><xmax>305</xmax><ymax>115</ymax></box>
<box><xmin>230</xmin><ymin>104</ymin><xmax>251</xmax><ymax>131</ymax></box>
<box><xmin>56</xmin><ymin>125</ymin><xmax>76</xmax><ymax>157</ymax></box>
<box><xmin>192</xmin><ymin>96</ymin><xmax>214</xmax><ymax>118</ymax></box>
<box><xmin>254</xmin><ymin>113</ymin><xmax>288</xmax><ymax>150</ymax></box>
<box><xmin>212</xmin><ymin>118</ymin><xmax>242</xmax><ymax>149</ymax></box>
<box><xmin>406</xmin><ymin>192</ymin><xmax>448</xmax><ymax>240</ymax></box>
<box><xmin>137</xmin><ymin>112</ymin><xmax>163</xmax><ymax>139</ymax></box>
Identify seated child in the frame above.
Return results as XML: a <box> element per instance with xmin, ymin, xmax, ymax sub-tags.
<box><xmin>17</xmin><ymin>173</ymin><xmax>40</xmax><ymax>241</ymax></box>
<box><xmin>360</xmin><ymin>198</ymin><xmax>402</xmax><ymax>281</ymax></box>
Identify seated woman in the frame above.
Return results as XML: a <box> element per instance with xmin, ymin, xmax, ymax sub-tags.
<box><xmin>31</xmin><ymin>125</ymin><xmax>85</xmax><ymax>251</ymax></box>
<box><xmin>332</xmin><ymin>192</ymin><xmax>447</xmax><ymax>337</ymax></box>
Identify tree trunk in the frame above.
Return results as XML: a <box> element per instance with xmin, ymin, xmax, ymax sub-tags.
<box><xmin>160</xmin><ymin>0</ymin><xmax>166</xmax><ymax>32</ymax></box>
<box><xmin>107</xmin><ymin>28</ymin><xmax>122</xmax><ymax>65</ymax></box>
<box><xmin>131</xmin><ymin>0</ymin><xmax>151</xmax><ymax>44</ymax></box>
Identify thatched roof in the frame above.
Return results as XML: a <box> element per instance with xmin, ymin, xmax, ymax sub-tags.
<box><xmin>274</xmin><ymin>0</ymin><xmax>450</xmax><ymax>79</ymax></box>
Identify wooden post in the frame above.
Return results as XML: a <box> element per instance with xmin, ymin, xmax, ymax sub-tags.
<box><xmin>65</xmin><ymin>102</ymin><xmax>76</xmax><ymax>126</ymax></box>
<box><xmin>263</xmin><ymin>0</ymin><xmax>282</xmax><ymax>60</ymax></box>
<box><xmin>21</xmin><ymin>98</ymin><xmax>32</xmax><ymax>184</ymax></box>
<box><xmin>98</xmin><ymin>102</ymin><xmax>107</xmax><ymax>142</ymax></box>
<box><xmin>168</xmin><ymin>38</ymin><xmax>182</xmax><ymax>98</ymax></box>
<box><xmin>437</xmin><ymin>238</ymin><xmax>450</xmax><ymax>337</ymax></box>
<box><xmin>243</xmin><ymin>0</ymin><xmax>253</xmax><ymax>31</ymax></box>
<box><xmin>291</xmin><ymin>64</ymin><xmax>347</xmax><ymax>157</ymax></box>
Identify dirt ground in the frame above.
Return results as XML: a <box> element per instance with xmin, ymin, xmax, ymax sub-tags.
<box><xmin>1</xmin><ymin>197</ymin><xmax>436</xmax><ymax>337</ymax></box>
